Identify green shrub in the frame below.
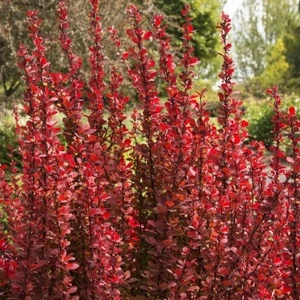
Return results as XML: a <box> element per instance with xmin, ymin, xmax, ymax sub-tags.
<box><xmin>0</xmin><ymin>114</ymin><xmax>20</xmax><ymax>168</ymax></box>
<box><xmin>245</xmin><ymin>96</ymin><xmax>300</xmax><ymax>148</ymax></box>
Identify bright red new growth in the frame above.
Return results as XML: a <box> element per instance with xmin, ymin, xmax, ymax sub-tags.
<box><xmin>0</xmin><ymin>2</ymin><xmax>299</xmax><ymax>299</ymax></box>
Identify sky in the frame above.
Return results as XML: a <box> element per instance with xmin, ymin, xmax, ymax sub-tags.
<box><xmin>223</xmin><ymin>0</ymin><xmax>243</xmax><ymax>17</ymax></box>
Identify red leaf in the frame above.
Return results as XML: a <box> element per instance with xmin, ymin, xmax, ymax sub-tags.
<box><xmin>147</xmin><ymin>59</ymin><xmax>155</xmax><ymax>68</ymax></box>
<box><xmin>124</xmin><ymin>270</ymin><xmax>131</xmax><ymax>280</ymax></box>
<box><xmin>58</xmin><ymin>194</ymin><xmax>67</xmax><ymax>202</ymax></box>
<box><xmin>143</xmin><ymin>31</ymin><xmax>152</xmax><ymax>40</ymax></box>
<box><xmin>146</xmin><ymin>237</ymin><xmax>158</xmax><ymax>246</ymax></box>
<box><xmin>153</xmin><ymin>16</ymin><xmax>162</xmax><ymax>26</ymax></box>
<box><xmin>160</xmin><ymin>123</ymin><xmax>169</xmax><ymax>131</ymax></box>
<box><xmin>124</xmin><ymin>139</ymin><xmax>131</xmax><ymax>147</ymax></box>
<box><xmin>241</xmin><ymin>120</ymin><xmax>249</xmax><ymax>127</ymax></box>
<box><xmin>30</xmin><ymin>260</ymin><xmax>46</xmax><ymax>271</ymax></box>
<box><xmin>67</xmin><ymin>286</ymin><xmax>78</xmax><ymax>294</ymax></box>
<box><xmin>186</xmin><ymin>25</ymin><xmax>193</xmax><ymax>33</ymax></box>
<box><xmin>66</xmin><ymin>263</ymin><xmax>79</xmax><ymax>271</ymax></box>
<box><xmin>155</xmin><ymin>205</ymin><xmax>168</xmax><ymax>213</ymax></box>
<box><xmin>188</xmin><ymin>57</ymin><xmax>199</xmax><ymax>66</ymax></box>
<box><xmin>40</xmin><ymin>57</ymin><xmax>49</xmax><ymax>68</ymax></box>
<box><xmin>126</xmin><ymin>28</ymin><xmax>135</xmax><ymax>38</ymax></box>
<box><xmin>221</xmin><ymin>200</ymin><xmax>230</xmax><ymax>208</ymax></box>
<box><xmin>90</xmin><ymin>208</ymin><xmax>102</xmax><ymax>216</ymax></box>
<box><xmin>289</xmin><ymin>106</ymin><xmax>296</xmax><ymax>116</ymax></box>
<box><xmin>165</xmin><ymin>200</ymin><xmax>175</xmax><ymax>208</ymax></box>
<box><xmin>273</xmin><ymin>257</ymin><xmax>282</xmax><ymax>266</ymax></box>
<box><xmin>233</xmin><ymin>134</ymin><xmax>240</xmax><ymax>144</ymax></box>
<box><xmin>122</xmin><ymin>52</ymin><xmax>129</xmax><ymax>60</ymax></box>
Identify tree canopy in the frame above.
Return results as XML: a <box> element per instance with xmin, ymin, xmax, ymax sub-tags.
<box><xmin>233</xmin><ymin>0</ymin><xmax>300</xmax><ymax>95</ymax></box>
<box><xmin>152</xmin><ymin>0</ymin><xmax>224</xmax><ymax>77</ymax></box>
<box><xmin>0</xmin><ymin>0</ymin><xmax>225</xmax><ymax>104</ymax></box>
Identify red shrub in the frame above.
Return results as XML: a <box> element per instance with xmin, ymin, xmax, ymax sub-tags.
<box><xmin>0</xmin><ymin>1</ymin><xmax>299</xmax><ymax>299</ymax></box>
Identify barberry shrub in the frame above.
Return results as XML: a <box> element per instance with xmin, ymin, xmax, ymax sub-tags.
<box><xmin>0</xmin><ymin>1</ymin><xmax>299</xmax><ymax>299</ymax></box>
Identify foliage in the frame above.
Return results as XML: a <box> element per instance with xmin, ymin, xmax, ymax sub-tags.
<box><xmin>241</xmin><ymin>39</ymin><xmax>289</xmax><ymax>98</ymax></box>
<box><xmin>284</xmin><ymin>23</ymin><xmax>300</xmax><ymax>93</ymax></box>
<box><xmin>284</xmin><ymin>25</ymin><xmax>300</xmax><ymax>78</ymax></box>
<box><xmin>244</xmin><ymin>99</ymin><xmax>274</xmax><ymax>147</ymax></box>
<box><xmin>260</xmin><ymin>39</ymin><xmax>289</xmax><ymax>90</ymax></box>
<box><xmin>152</xmin><ymin>0</ymin><xmax>224</xmax><ymax>78</ymax></box>
<box><xmin>0</xmin><ymin>0</ymin><xmax>56</xmax><ymax>101</ymax></box>
<box><xmin>233</xmin><ymin>0</ymin><xmax>300</xmax><ymax>97</ymax></box>
<box><xmin>0</xmin><ymin>0</ymin><xmax>132</xmax><ymax>103</ymax></box>
<box><xmin>0</xmin><ymin>1</ymin><xmax>299</xmax><ymax>299</ymax></box>
<box><xmin>233</xmin><ymin>0</ymin><xmax>299</xmax><ymax>81</ymax></box>
<box><xmin>245</xmin><ymin>96</ymin><xmax>300</xmax><ymax>148</ymax></box>
<box><xmin>0</xmin><ymin>114</ymin><xmax>21</xmax><ymax>168</ymax></box>
<box><xmin>233</xmin><ymin>1</ymin><xmax>266</xmax><ymax>80</ymax></box>
<box><xmin>0</xmin><ymin>0</ymin><xmax>223</xmax><ymax>104</ymax></box>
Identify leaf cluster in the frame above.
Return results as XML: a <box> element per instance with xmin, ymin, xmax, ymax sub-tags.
<box><xmin>0</xmin><ymin>2</ymin><xmax>299</xmax><ymax>299</ymax></box>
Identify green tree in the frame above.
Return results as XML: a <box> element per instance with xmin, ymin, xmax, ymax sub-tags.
<box><xmin>284</xmin><ymin>24</ymin><xmax>300</xmax><ymax>92</ymax></box>
<box><xmin>0</xmin><ymin>0</ymin><xmax>226</xmax><ymax>105</ymax></box>
<box><xmin>260</xmin><ymin>38</ymin><xmax>289</xmax><ymax>90</ymax></box>
<box><xmin>148</xmin><ymin>0</ymin><xmax>225</xmax><ymax>78</ymax></box>
<box><xmin>233</xmin><ymin>3</ymin><xmax>266</xmax><ymax>80</ymax></box>
<box><xmin>233</xmin><ymin>0</ymin><xmax>299</xmax><ymax>81</ymax></box>
<box><xmin>0</xmin><ymin>0</ymin><xmax>131</xmax><ymax>105</ymax></box>
<box><xmin>0</xmin><ymin>1</ymin><xmax>58</xmax><ymax>104</ymax></box>
<box><xmin>244</xmin><ymin>38</ymin><xmax>289</xmax><ymax>97</ymax></box>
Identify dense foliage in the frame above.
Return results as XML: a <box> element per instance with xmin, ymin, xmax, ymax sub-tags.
<box><xmin>152</xmin><ymin>0</ymin><xmax>224</xmax><ymax>77</ymax></box>
<box><xmin>245</xmin><ymin>96</ymin><xmax>300</xmax><ymax>148</ymax></box>
<box><xmin>0</xmin><ymin>124</ymin><xmax>18</xmax><ymax>167</ymax></box>
<box><xmin>0</xmin><ymin>1</ymin><xmax>299</xmax><ymax>299</ymax></box>
<box><xmin>0</xmin><ymin>0</ymin><xmax>222</xmax><ymax>103</ymax></box>
<box><xmin>233</xmin><ymin>0</ymin><xmax>300</xmax><ymax>96</ymax></box>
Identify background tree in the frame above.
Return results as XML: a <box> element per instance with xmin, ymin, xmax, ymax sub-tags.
<box><xmin>0</xmin><ymin>0</ymin><xmax>226</xmax><ymax>106</ymax></box>
<box><xmin>284</xmin><ymin>20</ymin><xmax>300</xmax><ymax>93</ymax></box>
<box><xmin>233</xmin><ymin>0</ymin><xmax>299</xmax><ymax>84</ymax></box>
<box><xmin>150</xmin><ymin>0</ymin><xmax>225</xmax><ymax>78</ymax></box>
<box><xmin>0</xmin><ymin>0</ymin><xmax>131</xmax><ymax>106</ymax></box>
<box><xmin>244</xmin><ymin>38</ymin><xmax>290</xmax><ymax>97</ymax></box>
<box><xmin>233</xmin><ymin>2</ymin><xmax>266</xmax><ymax>80</ymax></box>
<box><xmin>261</xmin><ymin>38</ymin><xmax>289</xmax><ymax>90</ymax></box>
<box><xmin>0</xmin><ymin>0</ymin><xmax>58</xmax><ymax>104</ymax></box>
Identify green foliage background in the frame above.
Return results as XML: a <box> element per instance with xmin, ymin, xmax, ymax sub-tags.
<box><xmin>244</xmin><ymin>96</ymin><xmax>300</xmax><ymax>147</ymax></box>
<box><xmin>234</xmin><ymin>0</ymin><xmax>300</xmax><ymax>96</ymax></box>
